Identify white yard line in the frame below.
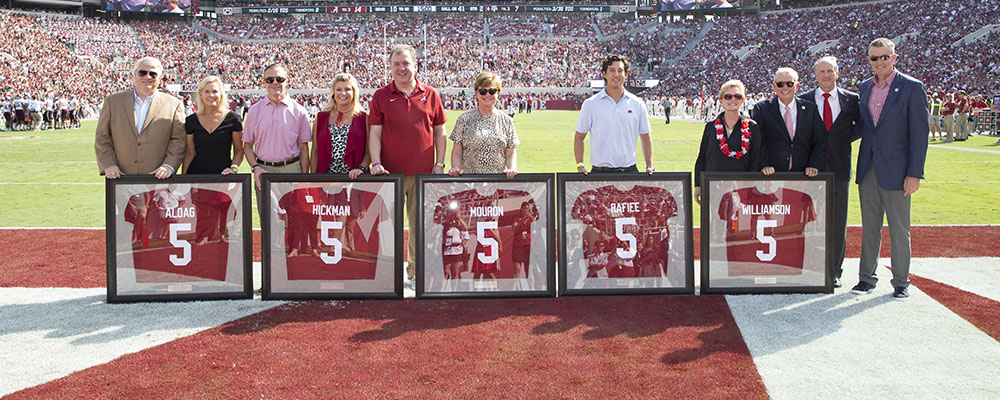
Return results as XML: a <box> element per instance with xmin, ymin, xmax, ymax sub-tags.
<box><xmin>0</xmin><ymin>182</ymin><xmax>102</xmax><ymax>185</ymax></box>
<box><xmin>0</xmin><ymin>287</ymin><xmax>281</xmax><ymax>397</ymax></box>
<box><xmin>909</xmin><ymin>257</ymin><xmax>1000</xmax><ymax>302</ymax></box>
<box><xmin>728</xmin><ymin>260</ymin><xmax>1000</xmax><ymax>400</ymax></box>
<box><xmin>929</xmin><ymin>144</ymin><xmax>1000</xmax><ymax>155</ymax></box>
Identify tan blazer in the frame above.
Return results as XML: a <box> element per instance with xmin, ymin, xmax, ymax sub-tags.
<box><xmin>94</xmin><ymin>89</ymin><xmax>186</xmax><ymax>175</ymax></box>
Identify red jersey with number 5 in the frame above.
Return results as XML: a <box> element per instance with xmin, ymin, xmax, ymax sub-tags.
<box><xmin>570</xmin><ymin>185</ymin><xmax>678</xmax><ymax>276</ymax></box>
<box><xmin>717</xmin><ymin>187</ymin><xmax>816</xmax><ymax>276</ymax></box>
<box><xmin>433</xmin><ymin>189</ymin><xmax>538</xmax><ymax>277</ymax></box>
<box><xmin>124</xmin><ymin>188</ymin><xmax>235</xmax><ymax>282</ymax></box>
<box><xmin>277</xmin><ymin>186</ymin><xmax>388</xmax><ymax>281</ymax></box>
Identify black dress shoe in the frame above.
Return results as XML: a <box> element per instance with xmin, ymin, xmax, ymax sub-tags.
<box><xmin>850</xmin><ymin>281</ymin><xmax>875</xmax><ymax>294</ymax></box>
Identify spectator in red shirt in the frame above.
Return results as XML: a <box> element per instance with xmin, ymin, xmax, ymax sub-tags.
<box><xmin>940</xmin><ymin>94</ymin><xmax>957</xmax><ymax>143</ymax></box>
<box><xmin>368</xmin><ymin>44</ymin><xmax>447</xmax><ymax>281</ymax></box>
<box><xmin>955</xmin><ymin>90</ymin><xmax>972</xmax><ymax>141</ymax></box>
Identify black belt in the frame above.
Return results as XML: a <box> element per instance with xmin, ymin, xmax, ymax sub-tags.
<box><xmin>258</xmin><ymin>156</ymin><xmax>300</xmax><ymax>167</ymax></box>
<box><xmin>591</xmin><ymin>165</ymin><xmax>638</xmax><ymax>173</ymax></box>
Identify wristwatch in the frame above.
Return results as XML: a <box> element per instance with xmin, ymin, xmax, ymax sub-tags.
<box><xmin>435</xmin><ymin>162</ymin><xmax>446</xmax><ymax>168</ymax></box>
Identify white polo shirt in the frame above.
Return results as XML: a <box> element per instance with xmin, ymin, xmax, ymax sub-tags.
<box><xmin>575</xmin><ymin>89</ymin><xmax>651</xmax><ymax>168</ymax></box>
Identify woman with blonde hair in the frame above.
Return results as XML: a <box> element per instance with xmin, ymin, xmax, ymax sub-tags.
<box><xmin>448</xmin><ymin>71</ymin><xmax>518</xmax><ymax>179</ymax></box>
<box><xmin>311</xmin><ymin>72</ymin><xmax>369</xmax><ymax>178</ymax></box>
<box><xmin>184</xmin><ymin>75</ymin><xmax>244</xmax><ymax>175</ymax></box>
<box><xmin>692</xmin><ymin>79</ymin><xmax>762</xmax><ymax>204</ymax></box>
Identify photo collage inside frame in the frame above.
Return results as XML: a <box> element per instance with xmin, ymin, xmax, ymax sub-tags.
<box><xmin>559</xmin><ymin>173</ymin><xmax>693</xmax><ymax>295</ymax></box>
<box><xmin>702</xmin><ymin>173</ymin><xmax>831</xmax><ymax>294</ymax></box>
<box><xmin>417</xmin><ymin>175</ymin><xmax>554</xmax><ymax>298</ymax></box>
<box><xmin>108</xmin><ymin>176</ymin><xmax>251</xmax><ymax>302</ymax></box>
<box><xmin>262</xmin><ymin>176</ymin><xmax>402</xmax><ymax>299</ymax></box>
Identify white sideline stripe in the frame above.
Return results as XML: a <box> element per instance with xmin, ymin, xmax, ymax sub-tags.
<box><xmin>729</xmin><ymin>260</ymin><xmax>1000</xmax><ymax>400</ymax></box>
<box><xmin>0</xmin><ymin>161</ymin><xmax>93</xmax><ymax>164</ymax></box>
<box><xmin>930</xmin><ymin>145</ymin><xmax>1000</xmax><ymax>155</ymax></box>
<box><xmin>923</xmin><ymin>181</ymin><xmax>1000</xmax><ymax>184</ymax></box>
<box><xmin>0</xmin><ymin>286</ymin><xmax>282</xmax><ymax>397</ymax></box>
<box><xmin>910</xmin><ymin>257</ymin><xmax>1000</xmax><ymax>302</ymax></box>
<box><xmin>0</xmin><ymin>182</ymin><xmax>103</xmax><ymax>185</ymax></box>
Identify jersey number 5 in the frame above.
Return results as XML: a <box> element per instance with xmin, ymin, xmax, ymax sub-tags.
<box><xmin>321</xmin><ymin>221</ymin><xmax>343</xmax><ymax>264</ymax></box>
<box><xmin>615</xmin><ymin>217</ymin><xmax>637</xmax><ymax>259</ymax></box>
<box><xmin>477</xmin><ymin>221</ymin><xmax>499</xmax><ymax>264</ymax></box>
<box><xmin>169</xmin><ymin>223</ymin><xmax>192</xmax><ymax>266</ymax></box>
<box><xmin>755</xmin><ymin>219</ymin><xmax>777</xmax><ymax>262</ymax></box>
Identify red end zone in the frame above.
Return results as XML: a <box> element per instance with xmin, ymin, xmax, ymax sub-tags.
<box><xmin>7</xmin><ymin>296</ymin><xmax>767</xmax><ymax>399</ymax></box>
<box><xmin>1</xmin><ymin>226</ymin><xmax>997</xmax><ymax>288</ymax></box>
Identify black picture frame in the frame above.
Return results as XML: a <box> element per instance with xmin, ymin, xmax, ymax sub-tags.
<box><xmin>558</xmin><ymin>172</ymin><xmax>695</xmax><ymax>296</ymax></box>
<box><xmin>105</xmin><ymin>174</ymin><xmax>253</xmax><ymax>303</ymax></box>
<box><xmin>260</xmin><ymin>174</ymin><xmax>404</xmax><ymax>300</ymax></box>
<box><xmin>700</xmin><ymin>172</ymin><xmax>834</xmax><ymax>295</ymax></box>
<box><xmin>415</xmin><ymin>174</ymin><xmax>556</xmax><ymax>299</ymax></box>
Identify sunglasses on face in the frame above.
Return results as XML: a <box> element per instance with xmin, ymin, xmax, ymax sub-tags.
<box><xmin>264</xmin><ymin>76</ymin><xmax>287</xmax><ymax>84</ymax></box>
<box><xmin>723</xmin><ymin>94</ymin><xmax>743</xmax><ymax>100</ymax></box>
<box><xmin>477</xmin><ymin>88</ymin><xmax>499</xmax><ymax>95</ymax></box>
<box><xmin>137</xmin><ymin>70</ymin><xmax>159</xmax><ymax>79</ymax></box>
<box><xmin>868</xmin><ymin>54</ymin><xmax>892</xmax><ymax>62</ymax></box>
<box><xmin>775</xmin><ymin>81</ymin><xmax>796</xmax><ymax>88</ymax></box>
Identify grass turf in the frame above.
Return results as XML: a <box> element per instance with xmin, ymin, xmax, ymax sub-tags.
<box><xmin>1</xmin><ymin>111</ymin><xmax>998</xmax><ymax>227</ymax></box>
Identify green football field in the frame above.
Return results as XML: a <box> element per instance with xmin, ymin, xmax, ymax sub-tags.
<box><xmin>1</xmin><ymin>110</ymin><xmax>997</xmax><ymax>227</ymax></box>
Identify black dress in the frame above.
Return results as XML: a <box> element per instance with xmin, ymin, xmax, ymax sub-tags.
<box><xmin>185</xmin><ymin>111</ymin><xmax>244</xmax><ymax>174</ymax></box>
<box><xmin>693</xmin><ymin>113</ymin><xmax>762</xmax><ymax>187</ymax></box>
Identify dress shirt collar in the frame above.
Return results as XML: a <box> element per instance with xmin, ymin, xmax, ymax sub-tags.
<box><xmin>817</xmin><ymin>88</ymin><xmax>838</xmax><ymax>103</ymax></box>
<box><xmin>263</xmin><ymin>95</ymin><xmax>295</xmax><ymax>108</ymax></box>
<box><xmin>873</xmin><ymin>69</ymin><xmax>897</xmax><ymax>88</ymax></box>
<box><xmin>778</xmin><ymin>97</ymin><xmax>797</xmax><ymax>114</ymax></box>
<box><xmin>133</xmin><ymin>88</ymin><xmax>154</xmax><ymax>103</ymax></box>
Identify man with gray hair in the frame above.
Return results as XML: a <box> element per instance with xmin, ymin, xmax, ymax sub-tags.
<box><xmin>751</xmin><ymin>67</ymin><xmax>826</xmax><ymax>177</ymax></box>
<box><xmin>799</xmin><ymin>56</ymin><xmax>862</xmax><ymax>288</ymax></box>
<box><xmin>95</xmin><ymin>56</ymin><xmax>185</xmax><ymax>180</ymax></box>
<box><xmin>850</xmin><ymin>38</ymin><xmax>929</xmax><ymax>300</ymax></box>
<box><xmin>368</xmin><ymin>44</ymin><xmax>447</xmax><ymax>281</ymax></box>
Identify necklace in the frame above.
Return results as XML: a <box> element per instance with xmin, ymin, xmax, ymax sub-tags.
<box><xmin>714</xmin><ymin>117</ymin><xmax>751</xmax><ymax>159</ymax></box>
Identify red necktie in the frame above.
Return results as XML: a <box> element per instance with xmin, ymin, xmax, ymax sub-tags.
<box><xmin>822</xmin><ymin>93</ymin><xmax>833</xmax><ymax>131</ymax></box>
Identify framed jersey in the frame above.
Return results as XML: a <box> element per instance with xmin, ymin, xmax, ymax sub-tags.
<box><xmin>416</xmin><ymin>174</ymin><xmax>556</xmax><ymax>299</ymax></box>
<box><xmin>700</xmin><ymin>172</ymin><xmax>834</xmax><ymax>294</ymax></box>
<box><xmin>558</xmin><ymin>173</ymin><xmax>694</xmax><ymax>296</ymax></box>
<box><xmin>261</xmin><ymin>174</ymin><xmax>404</xmax><ymax>300</ymax></box>
<box><xmin>105</xmin><ymin>175</ymin><xmax>253</xmax><ymax>303</ymax></box>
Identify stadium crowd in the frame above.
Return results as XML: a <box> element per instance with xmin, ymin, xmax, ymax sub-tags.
<box><xmin>1</xmin><ymin>0</ymin><xmax>998</xmax><ymax>132</ymax></box>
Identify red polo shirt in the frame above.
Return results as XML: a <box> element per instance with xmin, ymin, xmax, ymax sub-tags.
<box><xmin>369</xmin><ymin>80</ymin><xmax>446</xmax><ymax>176</ymax></box>
<box><xmin>941</xmin><ymin>101</ymin><xmax>956</xmax><ymax>116</ymax></box>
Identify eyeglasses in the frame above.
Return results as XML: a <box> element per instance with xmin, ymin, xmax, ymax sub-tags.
<box><xmin>723</xmin><ymin>94</ymin><xmax>743</xmax><ymax>100</ymax></box>
<box><xmin>264</xmin><ymin>76</ymin><xmax>287</xmax><ymax>84</ymax></box>
<box><xmin>137</xmin><ymin>70</ymin><xmax>159</xmax><ymax>79</ymax></box>
<box><xmin>775</xmin><ymin>81</ymin><xmax>796</xmax><ymax>88</ymax></box>
<box><xmin>868</xmin><ymin>54</ymin><xmax>892</xmax><ymax>62</ymax></box>
<box><xmin>477</xmin><ymin>88</ymin><xmax>499</xmax><ymax>95</ymax></box>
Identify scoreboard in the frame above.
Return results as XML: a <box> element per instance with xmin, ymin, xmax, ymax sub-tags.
<box><xmin>235</xmin><ymin>4</ymin><xmax>635</xmax><ymax>15</ymax></box>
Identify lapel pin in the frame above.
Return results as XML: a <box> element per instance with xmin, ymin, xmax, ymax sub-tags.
<box><xmin>894</xmin><ymin>88</ymin><xmax>899</xmax><ymax>92</ymax></box>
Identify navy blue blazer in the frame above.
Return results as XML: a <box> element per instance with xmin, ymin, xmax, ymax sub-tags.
<box><xmin>750</xmin><ymin>96</ymin><xmax>827</xmax><ymax>171</ymax></box>
<box><xmin>799</xmin><ymin>88</ymin><xmax>862</xmax><ymax>182</ymax></box>
<box><xmin>855</xmin><ymin>71</ymin><xmax>929</xmax><ymax>190</ymax></box>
